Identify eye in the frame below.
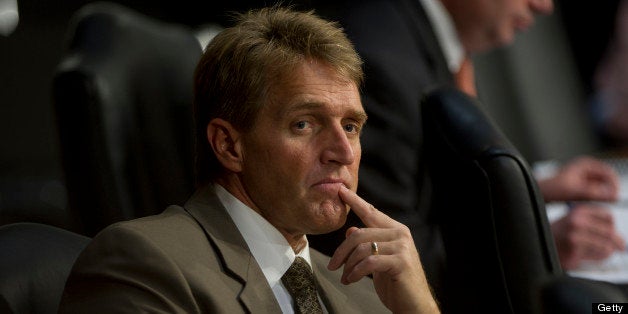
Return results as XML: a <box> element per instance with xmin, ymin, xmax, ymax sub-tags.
<box><xmin>343</xmin><ymin>123</ymin><xmax>361</xmax><ymax>134</ymax></box>
<box><xmin>295</xmin><ymin>121</ymin><xmax>309</xmax><ymax>129</ymax></box>
<box><xmin>291</xmin><ymin>120</ymin><xmax>314</xmax><ymax>134</ymax></box>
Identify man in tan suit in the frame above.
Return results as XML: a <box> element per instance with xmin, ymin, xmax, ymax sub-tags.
<box><xmin>59</xmin><ymin>7</ymin><xmax>440</xmax><ymax>313</ymax></box>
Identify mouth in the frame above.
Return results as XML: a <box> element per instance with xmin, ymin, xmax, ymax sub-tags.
<box><xmin>311</xmin><ymin>178</ymin><xmax>349</xmax><ymax>192</ymax></box>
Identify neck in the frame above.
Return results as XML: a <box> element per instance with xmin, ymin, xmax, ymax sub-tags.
<box><xmin>288</xmin><ymin>234</ymin><xmax>308</xmax><ymax>254</ymax></box>
<box><xmin>214</xmin><ymin>175</ymin><xmax>308</xmax><ymax>253</ymax></box>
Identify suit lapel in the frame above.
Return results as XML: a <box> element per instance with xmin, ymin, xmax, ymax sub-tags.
<box><xmin>183</xmin><ymin>185</ymin><xmax>282</xmax><ymax>313</ymax></box>
<box><xmin>314</xmin><ymin>271</ymin><xmax>348</xmax><ymax>313</ymax></box>
<box><xmin>311</xmin><ymin>253</ymin><xmax>367</xmax><ymax>314</ymax></box>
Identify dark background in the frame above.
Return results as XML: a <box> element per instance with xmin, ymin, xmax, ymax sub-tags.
<box><xmin>0</xmin><ymin>0</ymin><xmax>621</xmax><ymax>232</ymax></box>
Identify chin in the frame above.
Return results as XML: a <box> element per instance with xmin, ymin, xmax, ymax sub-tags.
<box><xmin>309</xmin><ymin>220</ymin><xmax>346</xmax><ymax>235</ymax></box>
<box><xmin>309</xmin><ymin>200</ymin><xmax>348</xmax><ymax>234</ymax></box>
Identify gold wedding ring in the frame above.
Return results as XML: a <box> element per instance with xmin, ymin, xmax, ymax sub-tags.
<box><xmin>371</xmin><ymin>242</ymin><xmax>379</xmax><ymax>256</ymax></box>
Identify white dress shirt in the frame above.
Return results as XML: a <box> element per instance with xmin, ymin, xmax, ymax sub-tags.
<box><xmin>214</xmin><ymin>184</ymin><xmax>327</xmax><ymax>314</ymax></box>
<box><xmin>419</xmin><ymin>0</ymin><xmax>465</xmax><ymax>73</ymax></box>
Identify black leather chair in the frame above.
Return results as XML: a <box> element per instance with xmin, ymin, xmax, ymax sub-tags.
<box><xmin>52</xmin><ymin>2</ymin><xmax>202</xmax><ymax>236</ymax></box>
<box><xmin>0</xmin><ymin>222</ymin><xmax>90</xmax><ymax>313</ymax></box>
<box><xmin>422</xmin><ymin>87</ymin><xmax>628</xmax><ymax>313</ymax></box>
<box><xmin>422</xmin><ymin>87</ymin><xmax>562</xmax><ymax>313</ymax></box>
<box><xmin>540</xmin><ymin>275</ymin><xmax>628</xmax><ymax>314</ymax></box>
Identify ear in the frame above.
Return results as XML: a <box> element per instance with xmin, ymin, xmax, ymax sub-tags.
<box><xmin>206</xmin><ymin>118</ymin><xmax>244</xmax><ymax>173</ymax></box>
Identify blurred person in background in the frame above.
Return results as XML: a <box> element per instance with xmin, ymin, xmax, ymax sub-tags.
<box><xmin>591</xmin><ymin>0</ymin><xmax>628</xmax><ymax>152</ymax></box>
<box><xmin>309</xmin><ymin>0</ymin><xmax>626</xmax><ymax>300</ymax></box>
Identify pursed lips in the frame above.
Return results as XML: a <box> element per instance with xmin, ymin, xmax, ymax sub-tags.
<box><xmin>311</xmin><ymin>178</ymin><xmax>349</xmax><ymax>191</ymax></box>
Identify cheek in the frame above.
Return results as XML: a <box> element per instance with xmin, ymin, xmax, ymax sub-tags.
<box><xmin>256</xmin><ymin>140</ymin><xmax>310</xmax><ymax>179</ymax></box>
<box><xmin>278</xmin><ymin>140</ymin><xmax>310</xmax><ymax>163</ymax></box>
<box><xmin>350</xmin><ymin>144</ymin><xmax>362</xmax><ymax>185</ymax></box>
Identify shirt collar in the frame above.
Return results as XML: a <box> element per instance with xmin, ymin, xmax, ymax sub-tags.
<box><xmin>214</xmin><ymin>184</ymin><xmax>312</xmax><ymax>288</ymax></box>
<box><xmin>419</xmin><ymin>0</ymin><xmax>465</xmax><ymax>73</ymax></box>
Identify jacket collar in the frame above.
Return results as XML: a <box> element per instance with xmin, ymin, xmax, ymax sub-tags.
<box><xmin>184</xmin><ymin>184</ymin><xmax>362</xmax><ymax>313</ymax></box>
<box><xmin>183</xmin><ymin>184</ymin><xmax>282</xmax><ymax>313</ymax></box>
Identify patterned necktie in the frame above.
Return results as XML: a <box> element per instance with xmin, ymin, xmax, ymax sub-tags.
<box><xmin>281</xmin><ymin>257</ymin><xmax>324</xmax><ymax>314</ymax></box>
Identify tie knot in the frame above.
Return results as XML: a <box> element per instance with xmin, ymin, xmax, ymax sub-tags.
<box><xmin>283</xmin><ymin>257</ymin><xmax>314</xmax><ymax>289</ymax></box>
<box><xmin>282</xmin><ymin>257</ymin><xmax>323</xmax><ymax>314</ymax></box>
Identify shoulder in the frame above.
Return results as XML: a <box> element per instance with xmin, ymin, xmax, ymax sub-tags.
<box><xmin>60</xmin><ymin>206</ymin><xmax>226</xmax><ymax>313</ymax></box>
<box><xmin>102</xmin><ymin>205</ymin><xmax>200</xmax><ymax>239</ymax></box>
<box><xmin>83</xmin><ymin>205</ymin><xmax>218</xmax><ymax>267</ymax></box>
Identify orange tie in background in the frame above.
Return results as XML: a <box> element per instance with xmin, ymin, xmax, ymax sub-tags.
<box><xmin>454</xmin><ymin>56</ymin><xmax>477</xmax><ymax>97</ymax></box>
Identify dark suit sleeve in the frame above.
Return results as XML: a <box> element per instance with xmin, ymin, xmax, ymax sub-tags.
<box><xmin>59</xmin><ymin>225</ymin><xmax>201</xmax><ymax>314</ymax></box>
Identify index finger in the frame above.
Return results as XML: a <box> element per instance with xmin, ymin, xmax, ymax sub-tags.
<box><xmin>339</xmin><ymin>185</ymin><xmax>397</xmax><ymax>228</ymax></box>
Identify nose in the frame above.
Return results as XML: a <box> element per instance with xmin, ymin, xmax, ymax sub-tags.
<box><xmin>321</xmin><ymin>125</ymin><xmax>356</xmax><ymax>165</ymax></box>
<box><xmin>529</xmin><ymin>0</ymin><xmax>553</xmax><ymax>15</ymax></box>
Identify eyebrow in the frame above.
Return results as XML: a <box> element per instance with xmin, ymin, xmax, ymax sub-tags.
<box><xmin>280</xmin><ymin>102</ymin><xmax>368</xmax><ymax>123</ymax></box>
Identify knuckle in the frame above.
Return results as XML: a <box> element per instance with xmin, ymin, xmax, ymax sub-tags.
<box><xmin>363</xmin><ymin>255</ymin><xmax>378</xmax><ymax>268</ymax></box>
<box><xmin>362</xmin><ymin>205</ymin><xmax>377</xmax><ymax>221</ymax></box>
<box><xmin>566</xmin><ymin>234</ymin><xmax>579</xmax><ymax>247</ymax></box>
<box><xmin>352</xmin><ymin>228</ymin><xmax>365</xmax><ymax>238</ymax></box>
<box><xmin>394</xmin><ymin>225</ymin><xmax>412</xmax><ymax>240</ymax></box>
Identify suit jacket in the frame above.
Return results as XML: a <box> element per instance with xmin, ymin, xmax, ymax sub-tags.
<box><xmin>309</xmin><ymin>0</ymin><xmax>454</xmax><ymax>299</ymax></box>
<box><xmin>59</xmin><ymin>185</ymin><xmax>389</xmax><ymax>313</ymax></box>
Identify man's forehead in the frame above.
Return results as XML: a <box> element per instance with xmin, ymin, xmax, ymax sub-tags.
<box><xmin>269</xmin><ymin>77</ymin><xmax>362</xmax><ymax>110</ymax></box>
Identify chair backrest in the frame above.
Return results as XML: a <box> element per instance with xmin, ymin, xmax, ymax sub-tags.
<box><xmin>0</xmin><ymin>222</ymin><xmax>90</xmax><ymax>313</ymax></box>
<box><xmin>421</xmin><ymin>87</ymin><xmax>562</xmax><ymax>313</ymax></box>
<box><xmin>53</xmin><ymin>2</ymin><xmax>202</xmax><ymax>236</ymax></box>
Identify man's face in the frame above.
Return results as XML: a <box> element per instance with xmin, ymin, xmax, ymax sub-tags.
<box><xmin>239</xmin><ymin>59</ymin><xmax>365</xmax><ymax>238</ymax></box>
<box><xmin>444</xmin><ymin>0</ymin><xmax>554</xmax><ymax>53</ymax></box>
